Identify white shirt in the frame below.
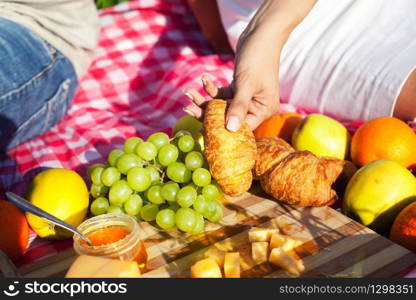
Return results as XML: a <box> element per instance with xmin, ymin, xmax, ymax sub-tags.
<box><xmin>217</xmin><ymin>0</ymin><xmax>416</xmax><ymax>122</ymax></box>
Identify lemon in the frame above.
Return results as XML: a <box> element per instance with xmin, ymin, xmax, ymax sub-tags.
<box><xmin>26</xmin><ymin>168</ymin><xmax>89</xmax><ymax>240</ymax></box>
<box><xmin>343</xmin><ymin>160</ymin><xmax>416</xmax><ymax>233</ymax></box>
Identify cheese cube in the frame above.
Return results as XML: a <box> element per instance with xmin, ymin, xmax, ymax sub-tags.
<box><xmin>251</xmin><ymin>242</ymin><xmax>269</xmax><ymax>264</ymax></box>
<box><xmin>65</xmin><ymin>255</ymin><xmax>141</xmax><ymax>278</ymax></box>
<box><xmin>190</xmin><ymin>258</ymin><xmax>222</xmax><ymax>278</ymax></box>
<box><xmin>248</xmin><ymin>228</ymin><xmax>279</xmax><ymax>242</ymax></box>
<box><xmin>270</xmin><ymin>232</ymin><xmax>302</xmax><ymax>252</ymax></box>
<box><xmin>204</xmin><ymin>247</ymin><xmax>226</xmax><ymax>267</ymax></box>
<box><xmin>281</xmin><ymin>238</ymin><xmax>302</xmax><ymax>253</ymax></box>
<box><xmin>224</xmin><ymin>252</ymin><xmax>240</xmax><ymax>278</ymax></box>
<box><xmin>269</xmin><ymin>248</ymin><xmax>304</xmax><ymax>276</ymax></box>
<box><xmin>269</xmin><ymin>232</ymin><xmax>286</xmax><ymax>249</ymax></box>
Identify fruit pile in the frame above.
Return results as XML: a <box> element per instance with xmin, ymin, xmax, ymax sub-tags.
<box><xmin>256</xmin><ymin>113</ymin><xmax>416</xmax><ymax>253</ymax></box>
<box><xmin>86</xmin><ymin>131</ymin><xmax>224</xmax><ymax>235</ymax></box>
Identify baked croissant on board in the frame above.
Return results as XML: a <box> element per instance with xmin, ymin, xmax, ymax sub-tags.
<box><xmin>203</xmin><ymin>99</ymin><xmax>257</xmax><ymax>197</ymax></box>
<box><xmin>202</xmin><ymin>100</ymin><xmax>355</xmax><ymax>205</ymax></box>
<box><xmin>256</xmin><ymin>137</ymin><xmax>357</xmax><ymax>207</ymax></box>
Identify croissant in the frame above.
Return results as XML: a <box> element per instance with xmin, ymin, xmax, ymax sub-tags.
<box><xmin>256</xmin><ymin>137</ymin><xmax>356</xmax><ymax>206</ymax></box>
<box><xmin>203</xmin><ymin>100</ymin><xmax>257</xmax><ymax>197</ymax></box>
<box><xmin>254</xmin><ymin>137</ymin><xmax>294</xmax><ymax>178</ymax></box>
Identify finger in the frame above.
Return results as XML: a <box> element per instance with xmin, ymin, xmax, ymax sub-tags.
<box><xmin>244</xmin><ymin>113</ymin><xmax>263</xmax><ymax>131</ymax></box>
<box><xmin>225</xmin><ymin>86</ymin><xmax>252</xmax><ymax>132</ymax></box>
<box><xmin>184</xmin><ymin>88</ymin><xmax>209</xmax><ymax>106</ymax></box>
<box><xmin>201</xmin><ymin>75</ymin><xmax>218</xmax><ymax>98</ymax></box>
<box><xmin>183</xmin><ymin>104</ymin><xmax>203</xmax><ymax>120</ymax></box>
<box><xmin>202</xmin><ymin>75</ymin><xmax>234</xmax><ymax>99</ymax></box>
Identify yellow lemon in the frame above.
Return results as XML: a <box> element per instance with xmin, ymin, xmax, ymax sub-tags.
<box><xmin>26</xmin><ymin>168</ymin><xmax>89</xmax><ymax>239</ymax></box>
<box><xmin>343</xmin><ymin>160</ymin><xmax>416</xmax><ymax>233</ymax></box>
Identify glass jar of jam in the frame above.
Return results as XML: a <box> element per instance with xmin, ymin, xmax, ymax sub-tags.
<box><xmin>73</xmin><ymin>213</ymin><xmax>147</xmax><ymax>268</ymax></box>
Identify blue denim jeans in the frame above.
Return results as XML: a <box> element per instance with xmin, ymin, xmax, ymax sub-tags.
<box><xmin>0</xmin><ymin>17</ymin><xmax>78</xmax><ymax>151</ymax></box>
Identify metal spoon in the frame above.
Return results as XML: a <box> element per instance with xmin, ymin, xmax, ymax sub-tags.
<box><xmin>6</xmin><ymin>192</ymin><xmax>93</xmax><ymax>246</ymax></box>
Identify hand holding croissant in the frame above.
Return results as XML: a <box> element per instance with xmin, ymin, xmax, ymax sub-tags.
<box><xmin>203</xmin><ymin>100</ymin><xmax>356</xmax><ymax>206</ymax></box>
<box><xmin>203</xmin><ymin>99</ymin><xmax>257</xmax><ymax>197</ymax></box>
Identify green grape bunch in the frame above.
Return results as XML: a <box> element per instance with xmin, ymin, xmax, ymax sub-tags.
<box><xmin>86</xmin><ymin>130</ymin><xmax>224</xmax><ymax>235</ymax></box>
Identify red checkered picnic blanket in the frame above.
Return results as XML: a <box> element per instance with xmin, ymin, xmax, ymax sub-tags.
<box><xmin>0</xmin><ymin>0</ymin><xmax>414</xmax><ymax>276</ymax></box>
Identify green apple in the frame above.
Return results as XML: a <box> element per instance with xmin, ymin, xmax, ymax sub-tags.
<box><xmin>291</xmin><ymin>114</ymin><xmax>350</xmax><ymax>159</ymax></box>
<box><xmin>173</xmin><ymin>115</ymin><xmax>204</xmax><ymax>150</ymax></box>
<box><xmin>343</xmin><ymin>160</ymin><xmax>416</xmax><ymax>233</ymax></box>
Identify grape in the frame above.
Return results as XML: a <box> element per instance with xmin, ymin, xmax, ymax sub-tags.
<box><xmin>90</xmin><ymin>184</ymin><xmax>109</xmax><ymax>198</ymax></box>
<box><xmin>165</xmin><ymin>226</ymin><xmax>178</xmax><ymax>232</ymax></box>
<box><xmin>135</xmin><ymin>141</ymin><xmax>157</xmax><ymax>161</ymax></box>
<box><xmin>161</xmin><ymin>182</ymin><xmax>180</xmax><ymax>202</ymax></box>
<box><xmin>156</xmin><ymin>209</ymin><xmax>176</xmax><ymax>230</ymax></box>
<box><xmin>91</xmin><ymin>166</ymin><xmax>104</xmax><ymax>185</ymax></box>
<box><xmin>146</xmin><ymin>185</ymin><xmax>164</xmax><ymax>205</ymax></box>
<box><xmin>90</xmin><ymin>197</ymin><xmax>109</xmax><ymax>216</ymax></box>
<box><xmin>176</xmin><ymin>186</ymin><xmax>197</xmax><ymax>208</ymax></box>
<box><xmin>124</xmin><ymin>137</ymin><xmax>143</xmax><ymax>154</ymax></box>
<box><xmin>116</xmin><ymin>153</ymin><xmax>142</xmax><ymax>174</ymax></box>
<box><xmin>158</xmin><ymin>144</ymin><xmax>179</xmax><ymax>166</ymax></box>
<box><xmin>173</xmin><ymin>130</ymin><xmax>192</xmax><ymax>139</ymax></box>
<box><xmin>172</xmin><ymin>115</ymin><xmax>203</xmax><ymax>138</ymax></box>
<box><xmin>184</xmin><ymin>151</ymin><xmax>204</xmax><ymax>171</ymax></box>
<box><xmin>192</xmin><ymin>168</ymin><xmax>211</xmax><ymax>187</ymax></box>
<box><xmin>147</xmin><ymin>132</ymin><xmax>170</xmax><ymax>150</ymax></box>
<box><xmin>154</xmin><ymin>157</ymin><xmax>164</xmax><ymax>170</ymax></box>
<box><xmin>185</xmin><ymin>182</ymin><xmax>199</xmax><ymax>192</ymax></box>
<box><xmin>133</xmin><ymin>214</ymin><xmax>142</xmax><ymax>222</ymax></box>
<box><xmin>191</xmin><ymin>212</ymin><xmax>205</xmax><ymax>235</ymax></box>
<box><xmin>101</xmin><ymin>167</ymin><xmax>121</xmax><ymax>186</ymax></box>
<box><xmin>178</xmin><ymin>135</ymin><xmax>195</xmax><ymax>153</ymax></box>
<box><xmin>107</xmin><ymin>205</ymin><xmax>125</xmax><ymax>214</ymax></box>
<box><xmin>167</xmin><ymin>162</ymin><xmax>191</xmax><ymax>183</ymax></box>
<box><xmin>207</xmin><ymin>203</ymin><xmax>223</xmax><ymax>223</ymax></box>
<box><xmin>140</xmin><ymin>204</ymin><xmax>159</xmax><ymax>221</ymax></box>
<box><xmin>168</xmin><ymin>202</ymin><xmax>180</xmax><ymax>212</ymax></box>
<box><xmin>127</xmin><ymin>167</ymin><xmax>151</xmax><ymax>192</ymax></box>
<box><xmin>146</xmin><ymin>165</ymin><xmax>161</xmax><ymax>184</ymax></box>
<box><xmin>203</xmin><ymin>200</ymin><xmax>218</xmax><ymax>220</ymax></box>
<box><xmin>109</xmin><ymin>180</ymin><xmax>132</xmax><ymax>206</ymax></box>
<box><xmin>193</xmin><ymin>195</ymin><xmax>208</xmax><ymax>214</ymax></box>
<box><xmin>87</xmin><ymin>163</ymin><xmax>106</xmax><ymax>178</ymax></box>
<box><xmin>124</xmin><ymin>194</ymin><xmax>143</xmax><ymax>216</ymax></box>
<box><xmin>175</xmin><ymin>208</ymin><xmax>196</xmax><ymax>233</ymax></box>
<box><xmin>108</xmin><ymin>149</ymin><xmax>124</xmax><ymax>166</ymax></box>
<box><xmin>202</xmin><ymin>184</ymin><xmax>221</xmax><ymax>201</ymax></box>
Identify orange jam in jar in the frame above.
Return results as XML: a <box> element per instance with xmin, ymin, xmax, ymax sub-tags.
<box><xmin>73</xmin><ymin>213</ymin><xmax>147</xmax><ymax>268</ymax></box>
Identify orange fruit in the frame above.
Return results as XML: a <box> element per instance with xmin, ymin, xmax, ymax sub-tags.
<box><xmin>0</xmin><ymin>200</ymin><xmax>30</xmax><ymax>261</ymax></box>
<box><xmin>350</xmin><ymin>117</ymin><xmax>416</xmax><ymax>167</ymax></box>
<box><xmin>254</xmin><ymin>112</ymin><xmax>303</xmax><ymax>143</ymax></box>
<box><xmin>390</xmin><ymin>201</ymin><xmax>416</xmax><ymax>252</ymax></box>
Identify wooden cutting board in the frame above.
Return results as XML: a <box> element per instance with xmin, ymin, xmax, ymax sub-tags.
<box><xmin>17</xmin><ymin>185</ymin><xmax>416</xmax><ymax>278</ymax></box>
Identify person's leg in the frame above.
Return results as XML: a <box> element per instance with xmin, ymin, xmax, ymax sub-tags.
<box><xmin>0</xmin><ymin>17</ymin><xmax>78</xmax><ymax>151</ymax></box>
<box><xmin>393</xmin><ymin>69</ymin><xmax>416</xmax><ymax>121</ymax></box>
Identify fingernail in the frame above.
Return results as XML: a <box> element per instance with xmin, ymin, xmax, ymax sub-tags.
<box><xmin>201</xmin><ymin>76</ymin><xmax>207</xmax><ymax>85</ymax></box>
<box><xmin>226</xmin><ymin>116</ymin><xmax>241</xmax><ymax>132</ymax></box>
<box><xmin>184</xmin><ymin>92</ymin><xmax>193</xmax><ymax>100</ymax></box>
<box><xmin>183</xmin><ymin>107</ymin><xmax>195</xmax><ymax>117</ymax></box>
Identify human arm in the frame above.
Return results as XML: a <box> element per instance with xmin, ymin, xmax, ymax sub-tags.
<box><xmin>186</xmin><ymin>0</ymin><xmax>233</xmax><ymax>54</ymax></box>
<box><xmin>185</xmin><ymin>0</ymin><xmax>317</xmax><ymax>131</ymax></box>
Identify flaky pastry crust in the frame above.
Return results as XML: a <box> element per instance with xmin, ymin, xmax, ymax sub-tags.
<box><xmin>203</xmin><ymin>100</ymin><xmax>257</xmax><ymax>197</ymax></box>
